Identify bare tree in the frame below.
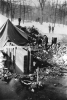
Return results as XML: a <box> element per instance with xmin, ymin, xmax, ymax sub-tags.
<box><xmin>10</xmin><ymin>0</ymin><xmax>16</xmax><ymax>21</ymax></box>
<box><xmin>54</xmin><ymin>0</ymin><xmax>58</xmax><ymax>26</ymax></box>
<box><xmin>23</xmin><ymin>0</ymin><xmax>26</xmax><ymax>23</ymax></box>
<box><xmin>22</xmin><ymin>0</ymin><xmax>33</xmax><ymax>23</ymax></box>
<box><xmin>38</xmin><ymin>0</ymin><xmax>46</xmax><ymax>23</ymax></box>
<box><xmin>19</xmin><ymin>0</ymin><xmax>26</xmax><ymax>24</ymax></box>
<box><xmin>57</xmin><ymin>1</ymin><xmax>67</xmax><ymax>25</ymax></box>
<box><xmin>61</xmin><ymin>1</ymin><xmax>67</xmax><ymax>25</ymax></box>
<box><xmin>6</xmin><ymin>0</ymin><xmax>10</xmax><ymax>17</ymax></box>
<box><xmin>0</xmin><ymin>0</ymin><xmax>2</xmax><ymax>12</ymax></box>
<box><xmin>1</xmin><ymin>0</ymin><xmax>5</xmax><ymax>14</ymax></box>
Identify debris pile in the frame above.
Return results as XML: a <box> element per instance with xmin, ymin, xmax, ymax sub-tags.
<box><xmin>51</xmin><ymin>43</ymin><xmax>67</xmax><ymax>68</ymax></box>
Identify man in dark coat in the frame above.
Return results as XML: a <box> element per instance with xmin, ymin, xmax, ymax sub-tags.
<box><xmin>52</xmin><ymin>26</ymin><xmax>54</xmax><ymax>33</ymax></box>
<box><xmin>49</xmin><ymin>24</ymin><xmax>51</xmax><ymax>33</ymax></box>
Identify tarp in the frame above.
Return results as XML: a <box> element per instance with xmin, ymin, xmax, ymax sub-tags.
<box><xmin>0</xmin><ymin>19</ymin><xmax>28</xmax><ymax>48</ymax></box>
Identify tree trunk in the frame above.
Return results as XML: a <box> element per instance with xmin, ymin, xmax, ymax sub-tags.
<box><xmin>42</xmin><ymin>9</ymin><xmax>43</xmax><ymax>23</ymax></box>
<box><xmin>40</xmin><ymin>8</ymin><xmax>43</xmax><ymax>24</ymax></box>
<box><xmin>23</xmin><ymin>5</ymin><xmax>25</xmax><ymax>24</ymax></box>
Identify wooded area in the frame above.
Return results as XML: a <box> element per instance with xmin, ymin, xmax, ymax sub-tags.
<box><xmin>0</xmin><ymin>0</ymin><xmax>67</xmax><ymax>24</ymax></box>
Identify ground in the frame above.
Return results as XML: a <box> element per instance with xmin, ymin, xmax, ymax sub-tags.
<box><xmin>1</xmin><ymin>14</ymin><xmax>67</xmax><ymax>100</ymax></box>
<box><xmin>0</xmin><ymin>78</ymin><xmax>29</xmax><ymax>100</ymax></box>
<box><xmin>0</xmin><ymin>71</ymin><xmax>67</xmax><ymax>100</ymax></box>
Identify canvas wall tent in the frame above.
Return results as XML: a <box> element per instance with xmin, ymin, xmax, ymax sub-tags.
<box><xmin>3</xmin><ymin>45</ymin><xmax>34</xmax><ymax>74</ymax></box>
<box><xmin>0</xmin><ymin>19</ymin><xmax>28</xmax><ymax>48</ymax></box>
<box><xmin>0</xmin><ymin>19</ymin><xmax>29</xmax><ymax>74</ymax></box>
<box><xmin>3</xmin><ymin>46</ymin><xmax>28</xmax><ymax>74</ymax></box>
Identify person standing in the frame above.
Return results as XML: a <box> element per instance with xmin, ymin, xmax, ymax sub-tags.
<box><xmin>52</xmin><ymin>26</ymin><xmax>54</xmax><ymax>33</ymax></box>
<box><xmin>49</xmin><ymin>24</ymin><xmax>51</xmax><ymax>33</ymax></box>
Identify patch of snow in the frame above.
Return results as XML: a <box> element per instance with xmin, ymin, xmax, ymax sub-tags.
<box><xmin>12</xmin><ymin>20</ymin><xmax>67</xmax><ymax>35</ymax></box>
<box><xmin>0</xmin><ymin>14</ymin><xmax>7</xmax><ymax>27</ymax></box>
<box><xmin>0</xmin><ymin>14</ymin><xmax>67</xmax><ymax>36</ymax></box>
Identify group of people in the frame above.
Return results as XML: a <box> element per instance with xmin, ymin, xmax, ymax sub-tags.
<box><xmin>49</xmin><ymin>24</ymin><xmax>54</xmax><ymax>33</ymax></box>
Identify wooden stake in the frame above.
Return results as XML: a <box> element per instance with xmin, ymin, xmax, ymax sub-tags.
<box><xmin>36</xmin><ymin>67</ymin><xmax>39</xmax><ymax>85</ymax></box>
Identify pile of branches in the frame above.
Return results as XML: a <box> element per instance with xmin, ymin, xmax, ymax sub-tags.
<box><xmin>32</xmin><ymin>42</ymin><xmax>67</xmax><ymax>69</ymax></box>
<box><xmin>17</xmin><ymin>25</ymin><xmax>67</xmax><ymax>69</ymax></box>
<box><xmin>16</xmin><ymin>25</ymin><xmax>40</xmax><ymax>44</ymax></box>
<box><xmin>51</xmin><ymin>43</ymin><xmax>67</xmax><ymax>67</ymax></box>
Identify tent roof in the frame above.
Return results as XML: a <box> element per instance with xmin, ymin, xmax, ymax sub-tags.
<box><xmin>0</xmin><ymin>19</ymin><xmax>28</xmax><ymax>47</ymax></box>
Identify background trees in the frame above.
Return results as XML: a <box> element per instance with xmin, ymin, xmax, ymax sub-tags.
<box><xmin>0</xmin><ymin>0</ymin><xmax>67</xmax><ymax>25</ymax></box>
<box><xmin>38</xmin><ymin>0</ymin><xmax>46</xmax><ymax>23</ymax></box>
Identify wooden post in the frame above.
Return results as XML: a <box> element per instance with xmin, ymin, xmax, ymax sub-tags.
<box><xmin>8</xmin><ymin>48</ymin><xmax>10</xmax><ymax>57</ymax></box>
<box><xmin>11</xmin><ymin>48</ymin><xmax>13</xmax><ymax>62</ymax></box>
<box><xmin>28</xmin><ymin>47</ymin><xmax>31</xmax><ymax>73</ymax></box>
<box><xmin>7</xmin><ymin>48</ymin><xmax>10</xmax><ymax>68</ymax></box>
<box><xmin>36</xmin><ymin>67</ymin><xmax>39</xmax><ymax>85</ymax></box>
<box><xmin>10</xmin><ymin>48</ymin><xmax>12</xmax><ymax>59</ymax></box>
<box><xmin>13</xmin><ymin>47</ymin><xmax>17</xmax><ymax>72</ymax></box>
<box><xmin>6</xmin><ymin>48</ymin><xmax>8</xmax><ymax>68</ymax></box>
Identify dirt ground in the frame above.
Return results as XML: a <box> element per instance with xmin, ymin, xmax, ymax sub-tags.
<box><xmin>0</xmin><ymin>72</ymin><xmax>67</xmax><ymax>100</ymax></box>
